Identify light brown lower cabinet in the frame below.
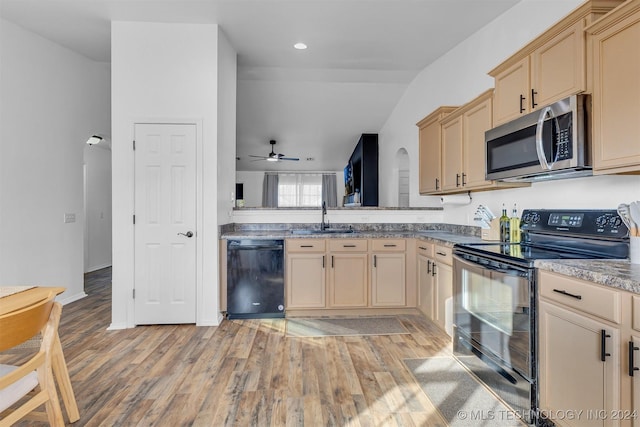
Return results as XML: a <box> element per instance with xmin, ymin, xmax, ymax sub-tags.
<box><xmin>630</xmin><ymin>295</ymin><xmax>640</xmax><ymax>427</ymax></box>
<box><xmin>417</xmin><ymin>241</ymin><xmax>435</xmax><ymax>319</ymax></box>
<box><xmin>415</xmin><ymin>240</ymin><xmax>452</xmax><ymax>336</ymax></box>
<box><xmin>286</xmin><ymin>238</ymin><xmax>408</xmax><ymax>312</ymax></box>
<box><xmin>328</xmin><ymin>239</ymin><xmax>368</xmax><ymax>308</ymax></box>
<box><xmin>537</xmin><ymin>270</ymin><xmax>640</xmax><ymax>427</ymax></box>
<box><xmin>539</xmin><ymin>300</ymin><xmax>619</xmax><ymax>427</ymax></box>
<box><xmin>286</xmin><ymin>239</ymin><xmax>326</xmax><ymax>309</ymax></box>
<box><xmin>371</xmin><ymin>239</ymin><xmax>406</xmax><ymax>307</ymax></box>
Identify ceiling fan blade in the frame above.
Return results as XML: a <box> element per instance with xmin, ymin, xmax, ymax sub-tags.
<box><xmin>250</xmin><ymin>158</ymin><xmax>267</xmax><ymax>162</ymax></box>
<box><xmin>280</xmin><ymin>157</ymin><xmax>299</xmax><ymax>161</ymax></box>
<box><xmin>248</xmin><ymin>155</ymin><xmax>268</xmax><ymax>159</ymax></box>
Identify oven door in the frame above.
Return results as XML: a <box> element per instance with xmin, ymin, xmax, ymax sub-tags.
<box><xmin>453</xmin><ymin>253</ymin><xmax>533</xmax><ymax>380</ymax></box>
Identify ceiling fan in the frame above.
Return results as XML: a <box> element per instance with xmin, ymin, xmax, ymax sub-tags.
<box><xmin>249</xmin><ymin>140</ymin><xmax>299</xmax><ymax>162</ymax></box>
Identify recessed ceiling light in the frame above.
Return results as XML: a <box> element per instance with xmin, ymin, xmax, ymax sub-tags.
<box><xmin>294</xmin><ymin>42</ymin><xmax>307</xmax><ymax>50</ymax></box>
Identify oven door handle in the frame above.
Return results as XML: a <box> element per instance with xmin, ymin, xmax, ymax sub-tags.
<box><xmin>454</xmin><ymin>254</ymin><xmax>529</xmax><ymax>277</ymax></box>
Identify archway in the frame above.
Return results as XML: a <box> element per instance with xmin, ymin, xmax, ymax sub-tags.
<box><xmin>395</xmin><ymin>148</ymin><xmax>410</xmax><ymax>207</ymax></box>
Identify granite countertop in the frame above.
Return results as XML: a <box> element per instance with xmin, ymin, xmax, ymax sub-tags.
<box><xmin>535</xmin><ymin>259</ymin><xmax>640</xmax><ymax>294</ymax></box>
<box><xmin>220</xmin><ymin>228</ymin><xmax>485</xmax><ymax>246</ymax></box>
<box><xmin>416</xmin><ymin>231</ymin><xmax>485</xmax><ymax>246</ymax></box>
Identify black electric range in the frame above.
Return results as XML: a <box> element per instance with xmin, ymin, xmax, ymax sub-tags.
<box><xmin>452</xmin><ymin>209</ymin><xmax>629</xmax><ymax>426</ymax></box>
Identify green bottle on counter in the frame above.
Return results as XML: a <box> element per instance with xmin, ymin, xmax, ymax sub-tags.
<box><xmin>510</xmin><ymin>204</ymin><xmax>521</xmax><ymax>243</ymax></box>
<box><xmin>500</xmin><ymin>204</ymin><xmax>510</xmax><ymax>243</ymax></box>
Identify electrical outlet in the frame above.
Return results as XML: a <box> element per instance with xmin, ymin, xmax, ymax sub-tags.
<box><xmin>360</xmin><ymin>216</ymin><xmax>369</xmax><ymax>222</ymax></box>
<box><xmin>64</xmin><ymin>213</ymin><xmax>76</xmax><ymax>223</ymax></box>
<box><xmin>417</xmin><ymin>215</ymin><xmax>425</xmax><ymax>222</ymax></box>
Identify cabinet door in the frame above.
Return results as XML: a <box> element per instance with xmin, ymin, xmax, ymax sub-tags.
<box><xmin>286</xmin><ymin>253</ymin><xmax>326</xmax><ymax>308</ymax></box>
<box><xmin>441</xmin><ymin>115</ymin><xmax>463</xmax><ymax>192</ymax></box>
<box><xmin>590</xmin><ymin>8</ymin><xmax>640</xmax><ymax>173</ymax></box>
<box><xmin>417</xmin><ymin>254</ymin><xmax>435</xmax><ymax>320</ymax></box>
<box><xmin>371</xmin><ymin>253</ymin><xmax>406</xmax><ymax>307</ymax></box>
<box><xmin>418</xmin><ymin>118</ymin><xmax>442</xmax><ymax>194</ymax></box>
<box><xmin>492</xmin><ymin>56</ymin><xmax>530</xmax><ymax>126</ymax></box>
<box><xmin>329</xmin><ymin>253</ymin><xmax>368</xmax><ymax>308</ymax></box>
<box><xmin>434</xmin><ymin>262</ymin><xmax>453</xmax><ymax>337</ymax></box>
<box><xmin>462</xmin><ymin>95</ymin><xmax>493</xmax><ymax>189</ymax></box>
<box><xmin>632</xmin><ymin>334</ymin><xmax>640</xmax><ymax>427</ymax></box>
<box><xmin>539</xmin><ymin>300</ymin><xmax>619</xmax><ymax>427</ymax></box>
<box><xmin>531</xmin><ymin>21</ymin><xmax>585</xmax><ymax>109</ymax></box>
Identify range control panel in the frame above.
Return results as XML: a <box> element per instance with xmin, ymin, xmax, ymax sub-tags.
<box><xmin>521</xmin><ymin>209</ymin><xmax>628</xmax><ymax>237</ymax></box>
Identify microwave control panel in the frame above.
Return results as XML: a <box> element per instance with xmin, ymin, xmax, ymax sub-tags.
<box><xmin>553</xmin><ymin>113</ymin><xmax>572</xmax><ymax>161</ymax></box>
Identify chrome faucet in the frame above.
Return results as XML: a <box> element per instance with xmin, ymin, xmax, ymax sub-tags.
<box><xmin>321</xmin><ymin>201</ymin><xmax>328</xmax><ymax>230</ymax></box>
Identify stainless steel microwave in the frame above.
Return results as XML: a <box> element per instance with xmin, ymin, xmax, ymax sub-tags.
<box><xmin>485</xmin><ymin>94</ymin><xmax>591</xmax><ymax>182</ymax></box>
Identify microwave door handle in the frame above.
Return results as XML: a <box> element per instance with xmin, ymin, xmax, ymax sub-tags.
<box><xmin>535</xmin><ymin>106</ymin><xmax>553</xmax><ymax>171</ymax></box>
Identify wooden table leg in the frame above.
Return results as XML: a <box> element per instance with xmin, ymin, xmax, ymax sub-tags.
<box><xmin>52</xmin><ymin>333</ymin><xmax>80</xmax><ymax>423</ymax></box>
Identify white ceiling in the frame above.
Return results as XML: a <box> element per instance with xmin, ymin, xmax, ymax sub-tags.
<box><xmin>1</xmin><ymin>0</ymin><xmax>520</xmax><ymax>171</ymax></box>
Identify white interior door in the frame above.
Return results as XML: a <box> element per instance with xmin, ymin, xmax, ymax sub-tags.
<box><xmin>134</xmin><ymin>123</ymin><xmax>197</xmax><ymax>324</ymax></box>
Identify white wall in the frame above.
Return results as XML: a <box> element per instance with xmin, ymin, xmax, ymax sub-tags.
<box><xmin>217</xmin><ymin>29</ymin><xmax>237</xmax><ymax>224</ymax></box>
<box><xmin>111</xmin><ymin>22</ymin><xmax>222</xmax><ymax>328</ymax></box>
<box><xmin>84</xmin><ymin>144</ymin><xmax>112</xmax><ymax>272</ymax></box>
<box><xmin>0</xmin><ymin>19</ymin><xmax>109</xmax><ymax>303</ymax></box>
<box><xmin>378</xmin><ymin>0</ymin><xmax>640</xmax><ymax>221</ymax></box>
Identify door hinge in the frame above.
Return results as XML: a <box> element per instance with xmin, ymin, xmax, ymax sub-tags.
<box><xmin>133</xmin><ymin>140</ymin><xmax>136</xmax><ymax>150</ymax></box>
<box><xmin>133</xmin><ymin>288</ymin><xmax>136</xmax><ymax>299</ymax></box>
<box><xmin>133</xmin><ymin>215</ymin><xmax>135</xmax><ymax>224</ymax></box>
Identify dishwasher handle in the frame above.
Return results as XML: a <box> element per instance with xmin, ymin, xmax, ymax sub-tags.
<box><xmin>228</xmin><ymin>241</ymin><xmax>284</xmax><ymax>251</ymax></box>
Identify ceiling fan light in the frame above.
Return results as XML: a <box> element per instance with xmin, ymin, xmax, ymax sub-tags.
<box><xmin>266</xmin><ymin>157</ymin><xmax>278</xmax><ymax>162</ymax></box>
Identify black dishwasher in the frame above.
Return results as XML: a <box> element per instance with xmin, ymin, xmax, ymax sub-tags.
<box><xmin>226</xmin><ymin>239</ymin><xmax>284</xmax><ymax>319</ymax></box>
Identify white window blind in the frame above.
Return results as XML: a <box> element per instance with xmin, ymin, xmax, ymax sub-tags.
<box><xmin>278</xmin><ymin>173</ymin><xmax>322</xmax><ymax>207</ymax></box>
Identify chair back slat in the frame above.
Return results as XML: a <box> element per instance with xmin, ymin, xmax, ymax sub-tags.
<box><xmin>0</xmin><ymin>293</ymin><xmax>55</xmax><ymax>352</ymax></box>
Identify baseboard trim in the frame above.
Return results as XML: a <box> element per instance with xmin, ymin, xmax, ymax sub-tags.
<box><xmin>107</xmin><ymin>322</ymin><xmax>129</xmax><ymax>330</ymax></box>
<box><xmin>57</xmin><ymin>292</ymin><xmax>88</xmax><ymax>306</ymax></box>
<box><xmin>85</xmin><ymin>263</ymin><xmax>112</xmax><ymax>273</ymax></box>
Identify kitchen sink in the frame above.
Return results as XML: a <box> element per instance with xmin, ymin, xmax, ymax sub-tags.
<box><xmin>290</xmin><ymin>229</ymin><xmax>356</xmax><ymax>235</ymax></box>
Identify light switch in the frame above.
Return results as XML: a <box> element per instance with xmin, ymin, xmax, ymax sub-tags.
<box><xmin>64</xmin><ymin>213</ymin><xmax>76</xmax><ymax>223</ymax></box>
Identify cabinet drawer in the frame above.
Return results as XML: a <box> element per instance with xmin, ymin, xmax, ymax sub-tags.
<box><xmin>327</xmin><ymin>239</ymin><xmax>368</xmax><ymax>252</ymax></box>
<box><xmin>433</xmin><ymin>245</ymin><xmax>453</xmax><ymax>266</ymax></box>
<box><xmin>371</xmin><ymin>239</ymin><xmax>406</xmax><ymax>252</ymax></box>
<box><xmin>539</xmin><ymin>270</ymin><xmax>621</xmax><ymax>324</ymax></box>
<box><xmin>287</xmin><ymin>239</ymin><xmax>325</xmax><ymax>252</ymax></box>
<box><xmin>416</xmin><ymin>240</ymin><xmax>434</xmax><ymax>257</ymax></box>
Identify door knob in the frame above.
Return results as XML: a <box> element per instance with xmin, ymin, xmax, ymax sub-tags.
<box><xmin>178</xmin><ymin>231</ymin><xmax>194</xmax><ymax>238</ymax></box>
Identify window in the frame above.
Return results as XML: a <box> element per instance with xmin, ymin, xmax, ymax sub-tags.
<box><xmin>278</xmin><ymin>173</ymin><xmax>322</xmax><ymax>207</ymax></box>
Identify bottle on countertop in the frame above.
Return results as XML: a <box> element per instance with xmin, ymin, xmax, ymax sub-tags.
<box><xmin>510</xmin><ymin>204</ymin><xmax>521</xmax><ymax>243</ymax></box>
<box><xmin>499</xmin><ymin>203</ymin><xmax>510</xmax><ymax>243</ymax></box>
<box><xmin>354</xmin><ymin>189</ymin><xmax>360</xmax><ymax>204</ymax></box>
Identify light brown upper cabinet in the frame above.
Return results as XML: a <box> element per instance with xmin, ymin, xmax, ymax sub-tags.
<box><xmin>489</xmin><ymin>0</ymin><xmax>623</xmax><ymax>127</ymax></box>
<box><xmin>417</xmin><ymin>107</ymin><xmax>457</xmax><ymax>194</ymax></box>
<box><xmin>440</xmin><ymin>90</ymin><xmax>528</xmax><ymax>193</ymax></box>
<box><xmin>586</xmin><ymin>0</ymin><xmax>640</xmax><ymax>174</ymax></box>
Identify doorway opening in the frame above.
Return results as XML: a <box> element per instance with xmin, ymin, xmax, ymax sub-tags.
<box><xmin>83</xmin><ymin>140</ymin><xmax>113</xmax><ymax>277</ymax></box>
<box><xmin>395</xmin><ymin>148</ymin><xmax>410</xmax><ymax>207</ymax></box>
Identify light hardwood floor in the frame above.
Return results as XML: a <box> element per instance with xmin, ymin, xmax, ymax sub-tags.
<box><xmin>5</xmin><ymin>268</ymin><xmax>453</xmax><ymax>426</ymax></box>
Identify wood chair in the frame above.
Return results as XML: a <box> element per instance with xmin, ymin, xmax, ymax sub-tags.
<box><xmin>0</xmin><ymin>293</ymin><xmax>64</xmax><ymax>426</ymax></box>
